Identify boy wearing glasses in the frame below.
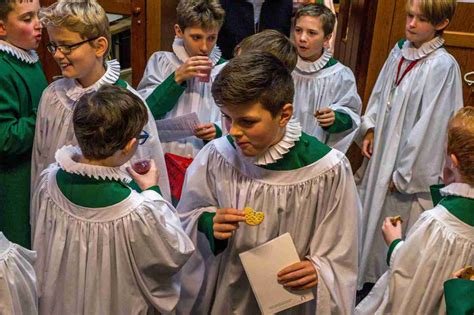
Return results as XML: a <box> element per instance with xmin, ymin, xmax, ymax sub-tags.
<box><xmin>31</xmin><ymin>0</ymin><xmax>171</xmax><ymax>202</ymax></box>
<box><xmin>0</xmin><ymin>0</ymin><xmax>47</xmax><ymax>248</ymax></box>
<box><xmin>31</xmin><ymin>85</ymin><xmax>194</xmax><ymax>314</ymax></box>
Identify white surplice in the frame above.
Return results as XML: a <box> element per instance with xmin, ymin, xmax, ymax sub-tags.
<box><xmin>137</xmin><ymin>38</ymin><xmax>226</xmax><ymax>157</ymax></box>
<box><xmin>357</xmin><ymin>37</ymin><xmax>463</xmax><ymax>285</ymax></box>
<box><xmin>356</xmin><ymin>183</ymin><xmax>474</xmax><ymax>314</ymax></box>
<box><xmin>31</xmin><ymin>146</ymin><xmax>195</xmax><ymax>315</ymax></box>
<box><xmin>292</xmin><ymin>50</ymin><xmax>362</xmax><ymax>153</ymax></box>
<box><xmin>0</xmin><ymin>232</ymin><xmax>38</xmax><ymax>315</ymax></box>
<box><xmin>176</xmin><ymin>129</ymin><xmax>361</xmax><ymax>314</ymax></box>
<box><xmin>31</xmin><ymin>60</ymin><xmax>171</xmax><ymax>203</ymax></box>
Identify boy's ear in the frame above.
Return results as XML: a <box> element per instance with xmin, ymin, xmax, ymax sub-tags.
<box><xmin>174</xmin><ymin>24</ymin><xmax>184</xmax><ymax>38</ymax></box>
<box><xmin>122</xmin><ymin>137</ymin><xmax>137</xmax><ymax>156</ymax></box>
<box><xmin>323</xmin><ymin>33</ymin><xmax>333</xmax><ymax>49</ymax></box>
<box><xmin>435</xmin><ymin>18</ymin><xmax>450</xmax><ymax>32</ymax></box>
<box><xmin>278</xmin><ymin>103</ymin><xmax>293</xmax><ymax>127</ymax></box>
<box><xmin>450</xmin><ymin>153</ymin><xmax>459</xmax><ymax>168</ymax></box>
<box><xmin>94</xmin><ymin>36</ymin><xmax>109</xmax><ymax>58</ymax></box>
<box><xmin>0</xmin><ymin>20</ymin><xmax>7</xmax><ymax>37</ymax></box>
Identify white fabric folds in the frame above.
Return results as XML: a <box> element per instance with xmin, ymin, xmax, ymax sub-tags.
<box><xmin>31</xmin><ymin>165</ymin><xmax>194</xmax><ymax>315</ymax></box>
<box><xmin>137</xmin><ymin>37</ymin><xmax>226</xmax><ymax>157</ymax></box>
<box><xmin>0</xmin><ymin>233</ymin><xmax>38</xmax><ymax>315</ymax></box>
<box><xmin>176</xmin><ymin>137</ymin><xmax>361</xmax><ymax>314</ymax></box>
<box><xmin>356</xmin><ymin>184</ymin><xmax>474</xmax><ymax>314</ymax></box>
<box><xmin>292</xmin><ymin>54</ymin><xmax>362</xmax><ymax>153</ymax></box>
<box><xmin>31</xmin><ymin>60</ymin><xmax>171</xmax><ymax>203</ymax></box>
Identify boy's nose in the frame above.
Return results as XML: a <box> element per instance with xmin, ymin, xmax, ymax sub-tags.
<box><xmin>229</xmin><ymin>124</ymin><xmax>242</xmax><ymax>137</ymax></box>
<box><xmin>200</xmin><ymin>42</ymin><xmax>209</xmax><ymax>54</ymax></box>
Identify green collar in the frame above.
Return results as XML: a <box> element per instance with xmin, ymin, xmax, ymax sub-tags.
<box><xmin>226</xmin><ymin>132</ymin><xmax>331</xmax><ymax>171</ymax></box>
<box><xmin>56</xmin><ymin>169</ymin><xmax>131</xmax><ymax>208</ymax></box>
<box><xmin>323</xmin><ymin>57</ymin><xmax>338</xmax><ymax>69</ymax></box>
<box><xmin>440</xmin><ymin>196</ymin><xmax>474</xmax><ymax>227</ymax></box>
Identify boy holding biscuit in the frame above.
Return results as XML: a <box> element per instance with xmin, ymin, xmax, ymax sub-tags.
<box><xmin>177</xmin><ymin>52</ymin><xmax>361</xmax><ymax>314</ymax></box>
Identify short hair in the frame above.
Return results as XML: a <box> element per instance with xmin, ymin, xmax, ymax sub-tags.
<box><xmin>294</xmin><ymin>3</ymin><xmax>335</xmax><ymax>37</ymax></box>
<box><xmin>39</xmin><ymin>0</ymin><xmax>111</xmax><ymax>57</ymax></box>
<box><xmin>212</xmin><ymin>52</ymin><xmax>294</xmax><ymax>117</ymax></box>
<box><xmin>176</xmin><ymin>0</ymin><xmax>225</xmax><ymax>31</ymax></box>
<box><xmin>0</xmin><ymin>0</ymin><xmax>14</xmax><ymax>21</ymax></box>
<box><xmin>447</xmin><ymin>107</ymin><xmax>474</xmax><ymax>185</ymax></box>
<box><xmin>234</xmin><ymin>30</ymin><xmax>298</xmax><ymax>72</ymax></box>
<box><xmin>73</xmin><ymin>85</ymin><xmax>148</xmax><ymax>160</ymax></box>
<box><xmin>406</xmin><ymin>0</ymin><xmax>456</xmax><ymax>27</ymax></box>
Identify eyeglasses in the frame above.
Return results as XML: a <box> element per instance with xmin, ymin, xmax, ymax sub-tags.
<box><xmin>137</xmin><ymin>130</ymin><xmax>150</xmax><ymax>145</ymax></box>
<box><xmin>46</xmin><ymin>36</ymin><xmax>100</xmax><ymax>55</ymax></box>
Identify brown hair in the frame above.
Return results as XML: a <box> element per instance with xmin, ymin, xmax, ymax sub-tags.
<box><xmin>177</xmin><ymin>0</ymin><xmax>225</xmax><ymax>31</ymax></box>
<box><xmin>294</xmin><ymin>3</ymin><xmax>335</xmax><ymax>37</ymax></box>
<box><xmin>39</xmin><ymin>0</ymin><xmax>111</xmax><ymax>57</ymax></box>
<box><xmin>73</xmin><ymin>85</ymin><xmax>148</xmax><ymax>160</ymax></box>
<box><xmin>0</xmin><ymin>0</ymin><xmax>33</xmax><ymax>21</ymax></box>
<box><xmin>447</xmin><ymin>107</ymin><xmax>474</xmax><ymax>185</ymax></box>
<box><xmin>406</xmin><ymin>0</ymin><xmax>456</xmax><ymax>28</ymax></box>
<box><xmin>212</xmin><ymin>52</ymin><xmax>294</xmax><ymax>117</ymax></box>
<box><xmin>235</xmin><ymin>29</ymin><xmax>298</xmax><ymax>72</ymax></box>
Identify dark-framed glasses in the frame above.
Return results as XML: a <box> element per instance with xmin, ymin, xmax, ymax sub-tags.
<box><xmin>46</xmin><ymin>36</ymin><xmax>100</xmax><ymax>55</ymax></box>
<box><xmin>137</xmin><ymin>130</ymin><xmax>151</xmax><ymax>145</ymax></box>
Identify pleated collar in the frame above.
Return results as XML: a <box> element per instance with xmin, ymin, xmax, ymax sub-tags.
<box><xmin>55</xmin><ymin>145</ymin><xmax>132</xmax><ymax>183</ymax></box>
<box><xmin>64</xmin><ymin>59</ymin><xmax>121</xmax><ymax>101</ymax></box>
<box><xmin>0</xmin><ymin>40</ymin><xmax>38</xmax><ymax>64</ymax></box>
<box><xmin>172</xmin><ymin>36</ymin><xmax>222</xmax><ymax>66</ymax></box>
<box><xmin>296</xmin><ymin>49</ymin><xmax>332</xmax><ymax>74</ymax></box>
<box><xmin>240</xmin><ymin>119</ymin><xmax>302</xmax><ymax>166</ymax></box>
<box><xmin>441</xmin><ymin>183</ymin><xmax>474</xmax><ymax>199</ymax></box>
<box><xmin>401</xmin><ymin>36</ymin><xmax>444</xmax><ymax>61</ymax></box>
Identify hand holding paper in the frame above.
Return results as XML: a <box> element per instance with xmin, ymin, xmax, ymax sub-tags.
<box><xmin>213</xmin><ymin>208</ymin><xmax>246</xmax><ymax>240</ymax></box>
<box><xmin>194</xmin><ymin>123</ymin><xmax>217</xmax><ymax>141</ymax></box>
<box><xmin>277</xmin><ymin>260</ymin><xmax>318</xmax><ymax>291</ymax></box>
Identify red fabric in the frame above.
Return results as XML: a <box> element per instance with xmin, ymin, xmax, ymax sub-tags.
<box><xmin>165</xmin><ymin>153</ymin><xmax>193</xmax><ymax>201</ymax></box>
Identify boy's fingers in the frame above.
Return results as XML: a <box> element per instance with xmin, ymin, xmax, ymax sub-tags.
<box><xmin>213</xmin><ymin>223</ymin><xmax>239</xmax><ymax>232</ymax></box>
<box><xmin>214</xmin><ymin>231</ymin><xmax>233</xmax><ymax>240</ymax></box>
<box><xmin>318</xmin><ymin>107</ymin><xmax>331</xmax><ymax>113</ymax></box>
<box><xmin>278</xmin><ymin>261</ymin><xmax>304</xmax><ymax>276</ymax></box>
<box><xmin>213</xmin><ymin>214</ymin><xmax>246</xmax><ymax>223</ymax></box>
<box><xmin>292</xmin><ymin>279</ymin><xmax>318</xmax><ymax>291</ymax></box>
<box><xmin>282</xmin><ymin>274</ymin><xmax>317</xmax><ymax>288</ymax></box>
<box><xmin>126</xmin><ymin>166</ymin><xmax>138</xmax><ymax>177</ymax></box>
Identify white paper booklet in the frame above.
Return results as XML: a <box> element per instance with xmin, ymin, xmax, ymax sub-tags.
<box><xmin>239</xmin><ymin>233</ymin><xmax>314</xmax><ymax>314</ymax></box>
<box><xmin>155</xmin><ymin>112</ymin><xmax>201</xmax><ymax>142</ymax></box>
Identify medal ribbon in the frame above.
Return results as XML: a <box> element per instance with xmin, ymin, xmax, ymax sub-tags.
<box><xmin>395</xmin><ymin>57</ymin><xmax>419</xmax><ymax>86</ymax></box>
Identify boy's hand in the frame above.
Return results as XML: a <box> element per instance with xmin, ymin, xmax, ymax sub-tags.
<box><xmin>314</xmin><ymin>107</ymin><xmax>335</xmax><ymax>127</ymax></box>
<box><xmin>277</xmin><ymin>260</ymin><xmax>318</xmax><ymax>291</ymax></box>
<box><xmin>452</xmin><ymin>267</ymin><xmax>474</xmax><ymax>280</ymax></box>
<box><xmin>382</xmin><ymin>217</ymin><xmax>402</xmax><ymax>246</ymax></box>
<box><xmin>175</xmin><ymin>56</ymin><xmax>212</xmax><ymax>84</ymax></box>
<box><xmin>127</xmin><ymin>159</ymin><xmax>160</xmax><ymax>191</ymax></box>
<box><xmin>194</xmin><ymin>123</ymin><xmax>217</xmax><ymax>141</ymax></box>
<box><xmin>361</xmin><ymin>128</ymin><xmax>375</xmax><ymax>159</ymax></box>
<box><xmin>213</xmin><ymin>208</ymin><xmax>246</xmax><ymax>240</ymax></box>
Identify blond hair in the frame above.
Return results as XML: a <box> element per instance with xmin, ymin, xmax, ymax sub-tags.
<box><xmin>406</xmin><ymin>0</ymin><xmax>456</xmax><ymax>28</ymax></box>
<box><xmin>447</xmin><ymin>107</ymin><xmax>474</xmax><ymax>185</ymax></box>
<box><xmin>39</xmin><ymin>0</ymin><xmax>111</xmax><ymax>57</ymax></box>
<box><xmin>176</xmin><ymin>0</ymin><xmax>225</xmax><ymax>31</ymax></box>
<box><xmin>235</xmin><ymin>30</ymin><xmax>298</xmax><ymax>72</ymax></box>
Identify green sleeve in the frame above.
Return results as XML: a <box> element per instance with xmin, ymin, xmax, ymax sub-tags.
<box><xmin>386</xmin><ymin>238</ymin><xmax>403</xmax><ymax>266</ymax></box>
<box><xmin>444</xmin><ymin>279</ymin><xmax>474</xmax><ymax>315</ymax></box>
<box><xmin>198</xmin><ymin>212</ymin><xmax>228</xmax><ymax>255</ymax></box>
<box><xmin>146</xmin><ymin>185</ymin><xmax>161</xmax><ymax>195</ymax></box>
<box><xmin>146</xmin><ymin>72</ymin><xmax>186</xmax><ymax>119</ymax></box>
<box><xmin>323</xmin><ymin>110</ymin><xmax>353</xmax><ymax>134</ymax></box>
<box><xmin>0</xmin><ymin>74</ymin><xmax>36</xmax><ymax>157</ymax></box>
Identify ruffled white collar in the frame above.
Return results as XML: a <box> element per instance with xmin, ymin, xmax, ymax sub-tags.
<box><xmin>240</xmin><ymin>119</ymin><xmax>302</xmax><ymax>166</ymax></box>
<box><xmin>441</xmin><ymin>183</ymin><xmax>474</xmax><ymax>199</ymax></box>
<box><xmin>0</xmin><ymin>40</ymin><xmax>38</xmax><ymax>64</ymax></box>
<box><xmin>401</xmin><ymin>36</ymin><xmax>444</xmax><ymax>61</ymax></box>
<box><xmin>65</xmin><ymin>59</ymin><xmax>121</xmax><ymax>101</ymax></box>
<box><xmin>296</xmin><ymin>49</ymin><xmax>332</xmax><ymax>74</ymax></box>
<box><xmin>172</xmin><ymin>37</ymin><xmax>222</xmax><ymax>66</ymax></box>
<box><xmin>55</xmin><ymin>145</ymin><xmax>132</xmax><ymax>183</ymax></box>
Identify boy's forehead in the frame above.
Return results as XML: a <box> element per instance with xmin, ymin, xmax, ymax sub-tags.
<box><xmin>184</xmin><ymin>25</ymin><xmax>219</xmax><ymax>36</ymax></box>
<box><xmin>8</xmin><ymin>0</ymin><xmax>39</xmax><ymax>16</ymax></box>
<box><xmin>296</xmin><ymin>15</ymin><xmax>324</xmax><ymax>28</ymax></box>
<box><xmin>47</xmin><ymin>25</ymin><xmax>84</xmax><ymax>41</ymax></box>
<box><xmin>221</xmin><ymin>101</ymin><xmax>265</xmax><ymax>117</ymax></box>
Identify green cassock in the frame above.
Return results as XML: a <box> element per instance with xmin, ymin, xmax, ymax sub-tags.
<box><xmin>0</xmin><ymin>49</ymin><xmax>47</xmax><ymax>248</ymax></box>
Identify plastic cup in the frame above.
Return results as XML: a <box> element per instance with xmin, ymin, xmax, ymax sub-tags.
<box><xmin>132</xmin><ymin>159</ymin><xmax>151</xmax><ymax>175</ymax></box>
<box><xmin>199</xmin><ymin>67</ymin><xmax>211</xmax><ymax>83</ymax></box>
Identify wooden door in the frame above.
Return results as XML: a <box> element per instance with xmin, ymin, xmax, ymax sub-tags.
<box><xmin>38</xmin><ymin>0</ymin><xmax>177</xmax><ymax>87</ymax></box>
